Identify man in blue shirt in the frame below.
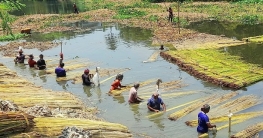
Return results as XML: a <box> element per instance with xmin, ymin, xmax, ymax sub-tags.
<box><xmin>147</xmin><ymin>92</ymin><xmax>166</xmax><ymax>112</ymax></box>
<box><xmin>197</xmin><ymin>104</ymin><xmax>216</xmax><ymax>136</ymax></box>
<box><xmin>55</xmin><ymin>63</ymin><xmax>66</xmax><ymax>77</ymax></box>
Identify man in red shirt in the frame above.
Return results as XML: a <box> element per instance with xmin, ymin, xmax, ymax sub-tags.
<box><xmin>28</xmin><ymin>54</ymin><xmax>37</xmax><ymax>68</ymax></box>
<box><xmin>109</xmin><ymin>74</ymin><xmax>126</xmax><ymax>93</ymax></box>
<box><xmin>128</xmin><ymin>83</ymin><xmax>143</xmax><ymax>104</ymax></box>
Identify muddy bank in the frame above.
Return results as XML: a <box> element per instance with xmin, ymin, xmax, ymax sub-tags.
<box><xmin>160</xmin><ymin>51</ymin><xmax>241</xmax><ymax>89</ymax></box>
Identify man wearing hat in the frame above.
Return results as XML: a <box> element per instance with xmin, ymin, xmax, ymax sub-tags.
<box><xmin>28</xmin><ymin>54</ymin><xmax>37</xmax><ymax>68</ymax></box>
<box><xmin>147</xmin><ymin>92</ymin><xmax>166</xmax><ymax>112</ymax></box>
<box><xmin>197</xmin><ymin>104</ymin><xmax>216</xmax><ymax>136</ymax></box>
<box><xmin>82</xmin><ymin>69</ymin><xmax>94</xmax><ymax>86</ymax></box>
<box><xmin>14</xmin><ymin>49</ymin><xmax>25</xmax><ymax>64</ymax></box>
<box><xmin>128</xmin><ymin>83</ymin><xmax>143</xmax><ymax>104</ymax></box>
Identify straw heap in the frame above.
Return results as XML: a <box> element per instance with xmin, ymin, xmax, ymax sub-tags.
<box><xmin>0</xmin><ymin>112</ymin><xmax>34</xmax><ymax>136</ymax></box>
<box><xmin>33</xmin><ymin>117</ymin><xmax>131</xmax><ymax>137</ymax></box>
<box><xmin>186</xmin><ymin>111</ymin><xmax>263</xmax><ymax>127</ymax></box>
<box><xmin>231</xmin><ymin>122</ymin><xmax>263</xmax><ymax>138</ymax></box>
<box><xmin>110</xmin><ymin>79</ymin><xmax>156</xmax><ymax>96</ymax></box>
<box><xmin>168</xmin><ymin>94</ymin><xmax>217</xmax><ymax>121</ymax></box>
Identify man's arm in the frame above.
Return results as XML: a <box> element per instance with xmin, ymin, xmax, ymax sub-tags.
<box><xmin>206</xmin><ymin>122</ymin><xmax>216</xmax><ymax>128</ymax></box>
<box><xmin>161</xmin><ymin>103</ymin><xmax>166</xmax><ymax>112</ymax></box>
<box><xmin>147</xmin><ymin>104</ymin><xmax>159</xmax><ymax>112</ymax></box>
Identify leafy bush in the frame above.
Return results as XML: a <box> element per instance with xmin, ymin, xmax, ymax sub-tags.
<box><xmin>241</xmin><ymin>15</ymin><xmax>259</xmax><ymax>25</ymax></box>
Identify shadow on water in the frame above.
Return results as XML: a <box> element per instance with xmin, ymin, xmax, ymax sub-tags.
<box><xmin>185</xmin><ymin>20</ymin><xmax>263</xmax><ymax>40</ymax></box>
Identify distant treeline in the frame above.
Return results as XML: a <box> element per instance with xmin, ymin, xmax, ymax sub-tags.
<box><xmin>143</xmin><ymin>0</ymin><xmax>263</xmax><ymax>3</ymax></box>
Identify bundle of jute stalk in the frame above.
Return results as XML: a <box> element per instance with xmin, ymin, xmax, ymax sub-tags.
<box><xmin>46</xmin><ymin>63</ymin><xmax>89</xmax><ymax>74</ymax></box>
<box><xmin>110</xmin><ymin>79</ymin><xmax>156</xmax><ymax>96</ymax></box>
<box><xmin>209</xmin><ymin>95</ymin><xmax>260</xmax><ymax>117</ymax></box>
<box><xmin>168</xmin><ymin>94</ymin><xmax>218</xmax><ymax>121</ymax></box>
<box><xmin>231</xmin><ymin>122</ymin><xmax>263</xmax><ymax>138</ymax></box>
<box><xmin>0</xmin><ymin>112</ymin><xmax>34</xmax><ymax>136</ymax></box>
<box><xmin>169</xmin><ymin>92</ymin><xmax>238</xmax><ymax>121</ymax></box>
<box><xmin>199</xmin><ymin>119</ymin><xmax>263</xmax><ymax>138</ymax></box>
<box><xmin>186</xmin><ymin>111</ymin><xmax>263</xmax><ymax>127</ymax></box>
<box><xmin>32</xmin><ymin>117</ymin><xmax>131</xmax><ymax>137</ymax></box>
<box><xmin>73</xmin><ymin>68</ymin><xmax>131</xmax><ymax>83</ymax></box>
<box><xmin>163</xmin><ymin>49</ymin><xmax>263</xmax><ymax>89</ymax></box>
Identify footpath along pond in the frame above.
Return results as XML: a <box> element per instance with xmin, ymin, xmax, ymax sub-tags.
<box><xmin>1</xmin><ymin>21</ymin><xmax>263</xmax><ymax>137</ymax></box>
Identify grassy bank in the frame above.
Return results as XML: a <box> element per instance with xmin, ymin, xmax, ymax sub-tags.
<box><xmin>161</xmin><ymin>48</ymin><xmax>263</xmax><ymax>89</ymax></box>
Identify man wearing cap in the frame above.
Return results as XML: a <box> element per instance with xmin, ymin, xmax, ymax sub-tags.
<box><xmin>55</xmin><ymin>63</ymin><xmax>66</xmax><ymax>77</ymax></box>
<box><xmin>147</xmin><ymin>92</ymin><xmax>166</xmax><ymax>112</ymax></box>
<box><xmin>197</xmin><ymin>104</ymin><xmax>216</xmax><ymax>136</ymax></box>
<box><xmin>37</xmin><ymin>54</ymin><xmax>46</xmax><ymax>70</ymax></box>
<box><xmin>82</xmin><ymin>69</ymin><xmax>94</xmax><ymax>86</ymax></box>
<box><xmin>14</xmin><ymin>50</ymin><xmax>25</xmax><ymax>64</ymax></box>
<box><xmin>28</xmin><ymin>54</ymin><xmax>37</xmax><ymax>68</ymax></box>
<box><xmin>128</xmin><ymin>83</ymin><xmax>143</xmax><ymax>104</ymax></box>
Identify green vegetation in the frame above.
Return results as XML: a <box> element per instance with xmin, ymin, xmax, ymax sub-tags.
<box><xmin>0</xmin><ymin>0</ymin><xmax>25</xmax><ymax>35</ymax></box>
<box><xmin>0</xmin><ymin>33</ymin><xmax>26</xmax><ymax>41</ymax></box>
<box><xmin>165</xmin><ymin>48</ymin><xmax>263</xmax><ymax>88</ymax></box>
<box><xmin>113</xmin><ymin>8</ymin><xmax>147</xmax><ymax>19</ymax></box>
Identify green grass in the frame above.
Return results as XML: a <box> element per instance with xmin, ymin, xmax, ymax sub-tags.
<box><xmin>165</xmin><ymin>48</ymin><xmax>263</xmax><ymax>88</ymax></box>
<box><xmin>0</xmin><ymin>33</ymin><xmax>26</xmax><ymax>41</ymax></box>
<box><xmin>113</xmin><ymin>8</ymin><xmax>147</xmax><ymax>19</ymax></box>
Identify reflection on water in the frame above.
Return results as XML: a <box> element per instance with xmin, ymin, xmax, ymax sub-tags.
<box><xmin>113</xmin><ymin>95</ymin><xmax>125</xmax><ymax>104</ymax></box>
<box><xmin>219</xmin><ymin>43</ymin><xmax>263</xmax><ymax>67</ymax></box>
<box><xmin>185</xmin><ymin>20</ymin><xmax>263</xmax><ymax>40</ymax></box>
<box><xmin>83</xmin><ymin>85</ymin><xmax>92</xmax><ymax>97</ymax></box>
<box><xmin>10</xmin><ymin>0</ymin><xmax>86</xmax><ymax>16</ymax></box>
<box><xmin>56</xmin><ymin>80</ymin><xmax>68</xmax><ymax>91</ymax></box>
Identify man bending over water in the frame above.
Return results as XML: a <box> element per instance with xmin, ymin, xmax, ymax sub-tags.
<box><xmin>147</xmin><ymin>92</ymin><xmax>166</xmax><ymax>112</ymax></box>
<box><xmin>128</xmin><ymin>83</ymin><xmax>143</xmax><ymax>104</ymax></box>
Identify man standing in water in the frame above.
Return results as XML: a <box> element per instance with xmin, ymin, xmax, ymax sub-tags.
<box><xmin>55</xmin><ymin>63</ymin><xmax>66</xmax><ymax>77</ymax></box>
<box><xmin>197</xmin><ymin>104</ymin><xmax>216</xmax><ymax>136</ymax></box>
<box><xmin>28</xmin><ymin>54</ymin><xmax>37</xmax><ymax>68</ymax></box>
<box><xmin>73</xmin><ymin>3</ymin><xmax>79</xmax><ymax>14</ymax></box>
<box><xmin>128</xmin><ymin>83</ymin><xmax>143</xmax><ymax>104</ymax></box>
<box><xmin>167</xmin><ymin>7</ymin><xmax>174</xmax><ymax>23</ymax></box>
<box><xmin>14</xmin><ymin>49</ymin><xmax>25</xmax><ymax>64</ymax></box>
<box><xmin>147</xmin><ymin>92</ymin><xmax>166</xmax><ymax>112</ymax></box>
<box><xmin>37</xmin><ymin>54</ymin><xmax>46</xmax><ymax>70</ymax></box>
<box><xmin>82</xmin><ymin>69</ymin><xmax>94</xmax><ymax>86</ymax></box>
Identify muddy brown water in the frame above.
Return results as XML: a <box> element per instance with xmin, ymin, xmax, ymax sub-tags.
<box><xmin>4</xmin><ymin>1</ymin><xmax>263</xmax><ymax>137</ymax></box>
<box><xmin>1</xmin><ymin>21</ymin><xmax>263</xmax><ymax>138</ymax></box>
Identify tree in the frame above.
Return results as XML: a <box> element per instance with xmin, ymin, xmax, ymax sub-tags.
<box><xmin>0</xmin><ymin>0</ymin><xmax>25</xmax><ymax>35</ymax></box>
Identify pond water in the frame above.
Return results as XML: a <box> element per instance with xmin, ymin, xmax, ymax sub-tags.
<box><xmin>10</xmin><ymin>0</ymin><xmax>87</xmax><ymax>16</ymax></box>
<box><xmin>1</xmin><ymin>21</ymin><xmax>263</xmax><ymax>138</ymax></box>
<box><xmin>186</xmin><ymin>20</ymin><xmax>263</xmax><ymax>40</ymax></box>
